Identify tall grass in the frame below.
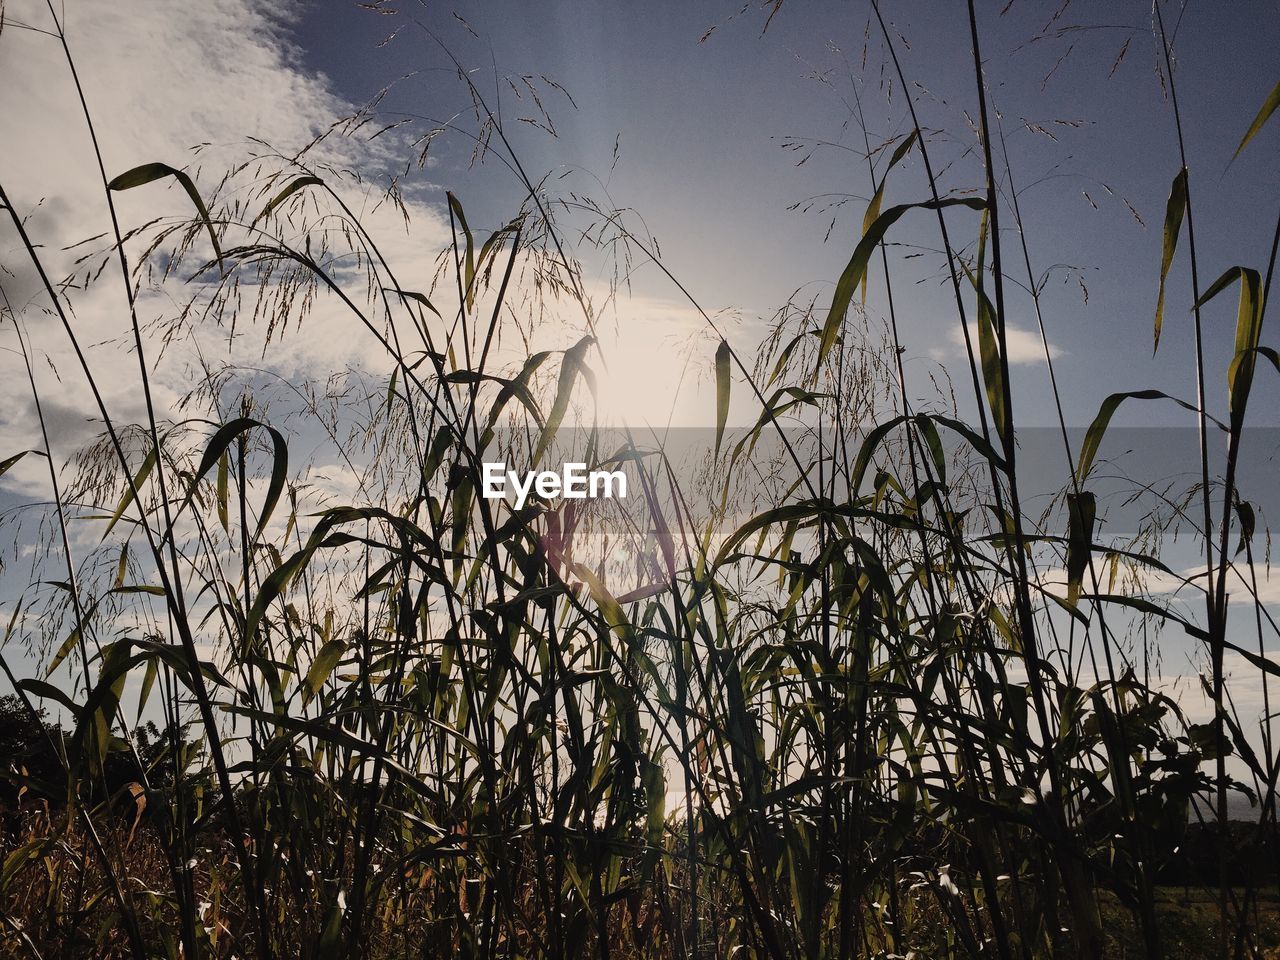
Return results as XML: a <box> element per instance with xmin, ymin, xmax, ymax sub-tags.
<box><xmin>2</xmin><ymin>2</ymin><xmax>1279</xmax><ymax>958</ymax></box>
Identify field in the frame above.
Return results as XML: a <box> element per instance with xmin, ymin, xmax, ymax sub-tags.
<box><xmin>2</xmin><ymin>1</ymin><xmax>1280</xmax><ymax>958</ymax></box>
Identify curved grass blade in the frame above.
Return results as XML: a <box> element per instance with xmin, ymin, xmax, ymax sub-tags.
<box><xmin>860</xmin><ymin>130</ymin><xmax>918</xmax><ymax>304</ymax></box>
<box><xmin>102</xmin><ymin>445</ymin><xmax>158</xmax><ymax>541</ymax></box>
<box><xmin>1153</xmin><ymin>167</ymin><xmax>1188</xmax><ymax>352</ymax></box>
<box><xmin>107</xmin><ymin>162</ymin><xmax>224</xmax><ymax>274</ymax></box>
<box><xmin>303</xmin><ymin>638</ymin><xmax>347</xmax><ymax>705</ymax></box>
<box><xmin>1065</xmin><ymin>491</ymin><xmax>1096</xmax><ymax>608</ymax></box>
<box><xmin>714</xmin><ymin>339</ymin><xmax>731</xmax><ymax>457</ymax></box>
<box><xmin>962</xmin><ymin>262</ymin><xmax>1009</xmax><ymax>446</ymax></box>
<box><xmin>384</xmin><ymin>287</ymin><xmax>443</xmax><ymax>318</ymax></box>
<box><xmin>45</xmin><ymin>599</ymin><xmax>98</xmax><ymax>676</ymax></box>
<box><xmin>186</xmin><ymin>417</ymin><xmax>289</xmax><ymax>543</ymax></box>
<box><xmin>822</xmin><ymin>196</ymin><xmax>986</xmax><ymax>371</ymax></box>
<box><xmin>533</xmin><ymin>335</ymin><xmax>594</xmax><ymax>462</ymax></box>
<box><xmin>1233</xmin><ymin>78</ymin><xmax>1280</xmax><ymax>160</ymax></box>
<box><xmin>0</xmin><ymin>449</ymin><xmax>47</xmax><ymax>480</ymax></box>
<box><xmin>1191</xmin><ymin>265</ymin><xmax>1262</xmax><ymax>422</ymax></box>
<box><xmin>1077</xmin><ymin>388</ymin><xmax>1215</xmax><ymax>482</ymax></box>
<box><xmin>253</xmin><ymin>175</ymin><xmax>324</xmax><ymax>225</ymax></box>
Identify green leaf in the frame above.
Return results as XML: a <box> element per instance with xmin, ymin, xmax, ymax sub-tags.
<box><xmin>187</xmin><ymin>418</ymin><xmax>289</xmax><ymax>543</ymax></box>
<box><xmin>216</xmin><ymin>450</ymin><xmax>230</xmax><ymax>533</ymax></box>
<box><xmin>447</xmin><ymin>192</ymin><xmax>477</xmax><ymax>310</ymax></box>
<box><xmin>1065</xmin><ymin>491</ymin><xmax>1096</xmax><ymax>608</ymax></box>
<box><xmin>713</xmin><ymin>502</ymin><xmax>827</xmax><ymax>568</ymax></box>
<box><xmin>977</xmin><ymin>293</ymin><xmax>1007</xmax><ymax>445</ymax></box>
<box><xmin>108</xmin><ymin>585</ymin><xmax>166</xmax><ymax>596</ymax></box>
<box><xmin>253</xmin><ymin>175</ymin><xmax>324</xmax><ymax>225</ymax></box>
<box><xmin>860</xmin><ymin>130</ymin><xmax>918</xmax><ymax>304</ymax></box>
<box><xmin>1222</xmin><ymin>636</ymin><xmax>1280</xmax><ymax>679</ymax></box>
<box><xmin>107</xmin><ymin>162</ymin><xmax>224</xmax><ymax>274</ymax></box>
<box><xmin>303</xmin><ymin>638</ymin><xmax>346</xmax><ymax>705</ymax></box>
<box><xmin>765</xmin><ymin>329</ymin><xmax>819</xmax><ymax>387</ymax></box>
<box><xmin>1</xmin><ymin>838</ymin><xmax>55</xmax><ymax>891</ymax></box>
<box><xmin>823</xmin><ymin>196</ymin><xmax>985</xmax><ymax>371</ymax></box>
<box><xmin>137</xmin><ymin>656</ymin><xmax>158</xmax><ymax>721</ymax></box>
<box><xmin>424</xmin><ymin>427</ymin><xmax>455</xmax><ymax>482</ymax></box>
<box><xmin>1085</xmin><ymin>593</ymin><xmax>1209</xmax><ymax>641</ymax></box>
<box><xmin>131</xmin><ymin>637</ymin><xmax>235</xmax><ymax>691</ymax></box>
<box><xmin>474</xmin><ymin>222</ymin><xmax>521</xmax><ymax>300</ymax></box>
<box><xmin>46</xmin><ymin>599</ymin><xmax>98</xmax><ymax>676</ymax></box>
<box><xmin>244</xmin><ymin>548</ymin><xmax>316</xmax><ymax>651</ymax></box>
<box><xmin>451</xmin><ymin>472</ymin><xmax>473</xmax><ymax>558</ymax></box>
<box><xmin>1154</xmin><ymin>167</ymin><xmax>1188</xmax><ymax>352</ymax></box>
<box><xmin>962</xmin><ymin>260</ymin><xmax>1009</xmax><ymax>447</ymax></box>
<box><xmin>316</xmin><ymin>900</ymin><xmax>345</xmax><ymax>959</ymax></box>
<box><xmin>853</xmin><ymin>413</ymin><xmax>1004</xmax><ymax>495</ymax></box>
<box><xmin>220</xmin><ymin>703</ymin><xmax>465</xmax><ymax>791</ymax></box>
<box><xmin>533</xmin><ymin>336</ymin><xmax>594</xmax><ymax>463</ymax></box>
<box><xmin>17</xmin><ymin>678</ymin><xmax>79</xmax><ymax>715</ymax></box>
<box><xmin>1077</xmin><ymin>389</ymin><xmax>1210</xmax><ymax>482</ymax></box>
<box><xmin>1193</xmin><ymin>266</ymin><xmax>1262</xmax><ymax>424</ymax></box>
<box><xmin>1233</xmin><ymin>78</ymin><xmax>1280</xmax><ymax>160</ymax></box>
<box><xmin>1240</xmin><ymin>345</ymin><xmax>1280</xmax><ymax>380</ymax></box>
<box><xmin>3</xmin><ymin>601</ymin><xmax>24</xmax><ymax>646</ymax></box>
<box><xmin>0</xmin><ymin>449</ymin><xmax>47</xmax><ymax>480</ymax></box>
<box><xmin>384</xmin><ymin>287</ymin><xmax>443</xmax><ymax>318</ymax></box>
<box><xmin>1235</xmin><ymin>499</ymin><xmax>1257</xmax><ymax>556</ymax></box>
<box><xmin>615</xmin><ymin>582</ymin><xmax>668</xmax><ymax>604</ymax></box>
<box><xmin>914</xmin><ymin>414</ymin><xmax>947</xmax><ymax>484</ymax></box>
<box><xmin>642</xmin><ymin>756</ymin><xmax>666</xmax><ymax>853</ymax></box>
<box><xmin>114</xmin><ymin>544</ymin><xmax>128</xmax><ymax>588</ymax></box>
<box><xmin>482</xmin><ymin>351</ymin><xmax>549</xmax><ymax>442</ymax></box>
<box><xmin>730</xmin><ymin>386</ymin><xmax>828</xmax><ymax>464</ymax></box>
<box><xmin>74</xmin><ymin>640</ymin><xmax>134</xmax><ymax>771</ymax></box>
<box><xmin>714</xmin><ymin>339</ymin><xmax>731</xmax><ymax>457</ymax></box>
<box><xmin>102</xmin><ymin>445</ymin><xmax>157</xmax><ymax>541</ymax></box>
<box><xmin>571</xmin><ymin>562</ymin><xmax>634</xmax><ymax>646</ymax></box>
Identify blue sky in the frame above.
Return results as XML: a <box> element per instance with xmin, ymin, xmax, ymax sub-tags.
<box><xmin>286</xmin><ymin>0</ymin><xmax>1280</xmax><ymax>429</ymax></box>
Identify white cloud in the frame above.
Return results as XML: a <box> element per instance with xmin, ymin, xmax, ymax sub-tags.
<box><xmin>0</xmin><ymin>0</ymin><xmax>454</xmax><ymax>495</ymax></box>
<box><xmin>3</xmin><ymin>1</ymin><xmax>343</xmax><ymax>178</ymax></box>
<box><xmin>946</xmin><ymin>321</ymin><xmax>1063</xmax><ymax>366</ymax></box>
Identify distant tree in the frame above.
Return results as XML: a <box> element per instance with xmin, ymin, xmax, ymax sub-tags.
<box><xmin>0</xmin><ymin>693</ymin><xmax>66</xmax><ymax>805</ymax></box>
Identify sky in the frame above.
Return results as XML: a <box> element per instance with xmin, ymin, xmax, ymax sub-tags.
<box><xmin>3</xmin><ymin>0</ymin><xmax>1277</xmax><ymax>432</ymax></box>
<box><xmin>1</xmin><ymin>0</ymin><xmax>1279</xmax><ymax>795</ymax></box>
<box><xmin>280</xmin><ymin>0</ymin><xmax>1280</xmax><ymax>428</ymax></box>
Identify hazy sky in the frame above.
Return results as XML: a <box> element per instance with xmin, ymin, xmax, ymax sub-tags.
<box><xmin>283</xmin><ymin>0</ymin><xmax>1280</xmax><ymax>428</ymax></box>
